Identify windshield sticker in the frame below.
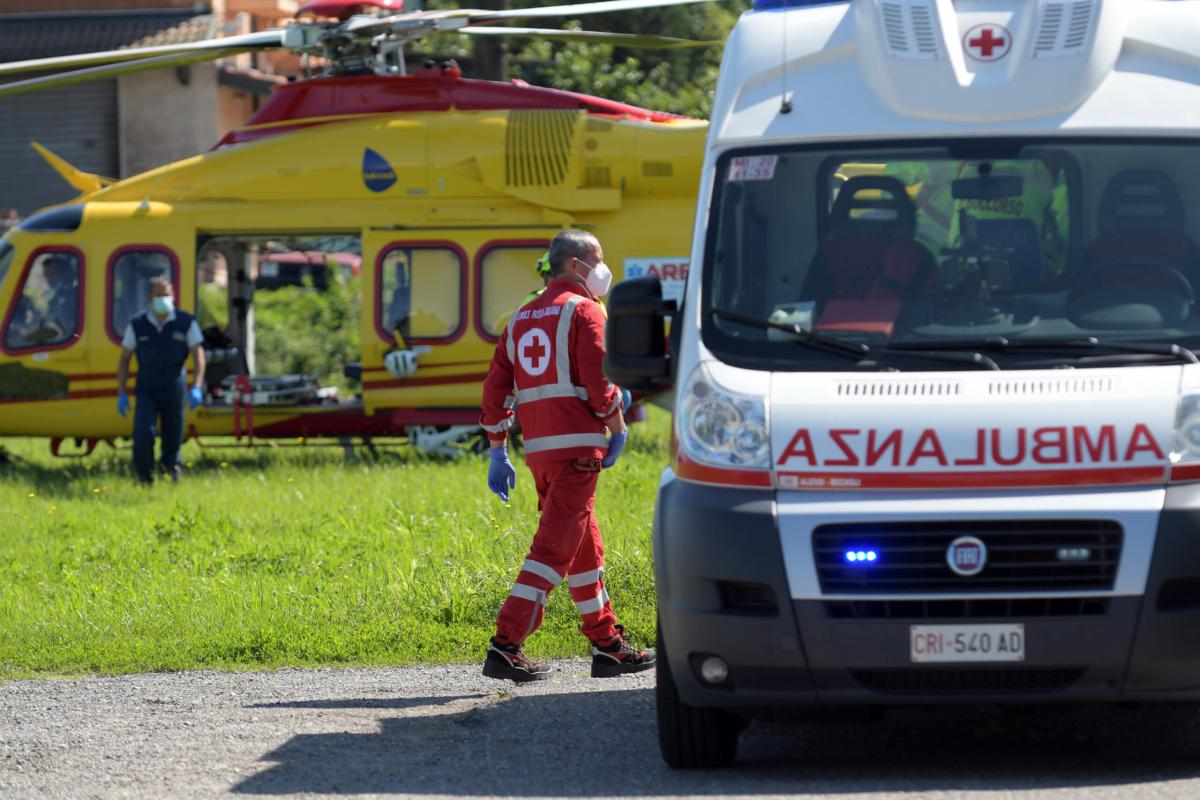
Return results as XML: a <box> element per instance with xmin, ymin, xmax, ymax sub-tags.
<box><xmin>728</xmin><ymin>155</ymin><xmax>777</xmax><ymax>182</ymax></box>
<box><xmin>623</xmin><ymin>258</ymin><xmax>689</xmax><ymax>304</ymax></box>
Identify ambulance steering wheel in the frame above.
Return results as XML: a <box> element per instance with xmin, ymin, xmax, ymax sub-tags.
<box><xmin>1069</xmin><ymin>258</ymin><xmax>1196</xmax><ymax>327</ymax></box>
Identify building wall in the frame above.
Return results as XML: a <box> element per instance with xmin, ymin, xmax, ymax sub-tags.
<box><xmin>0</xmin><ymin>0</ymin><xmax>206</xmax><ymax>11</ymax></box>
<box><xmin>117</xmin><ymin>63</ymin><xmax>223</xmax><ymax>178</ymax></box>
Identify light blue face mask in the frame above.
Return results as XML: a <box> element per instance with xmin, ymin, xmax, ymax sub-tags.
<box><xmin>151</xmin><ymin>296</ymin><xmax>174</xmax><ymax>316</ymax></box>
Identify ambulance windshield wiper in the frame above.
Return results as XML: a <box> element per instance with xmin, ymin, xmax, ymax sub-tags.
<box><xmin>888</xmin><ymin>336</ymin><xmax>1200</xmax><ymax>365</ymax></box>
<box><xmin>711</xmin><ymin>308</ymin><xmax>869</xmax><ymax>358</ymax></box>
<box><xmin>710</xmin><ymin>308</ymin><xmax>1001</xmax><ymax>369</ymax></box>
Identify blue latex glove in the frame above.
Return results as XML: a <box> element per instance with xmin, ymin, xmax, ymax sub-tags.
<box><xmin>488</xmin><ymin>446</ymin><xmax>517</xmax><ymax>502</ymax></box>
<box><xmin>602</xmin><ymin>430</ymin><xmax>628</xmax><ymax>469</ymax></box>
<box><xmin>117</xmin><ymin>391</ymin><xmax>130</xmax><ymax>418</ymax></box>
<box><xmin>619</xmin><ymin>388</ymin><xmax>632</xmax><ymax>415</ymax></box>
<box><xmin>188</xmin><ymin>386</ymin><xmax>204</xmax><ymax>410</ymax></box>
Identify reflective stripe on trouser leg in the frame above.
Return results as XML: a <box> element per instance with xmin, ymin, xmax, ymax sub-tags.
<box><xmin>495</xmin><ymin>459</ymin><xmax>601</xmax><ymax>645</ymax></box>
<box><xmin>566</xmin><ymin>504</ymin><xmax>619</xmax><ymax>644</ymax></box>
<box><xmin>496</xmin><ymin>582</ymin><xmax>548</xmax><ymax>646</ymax></box>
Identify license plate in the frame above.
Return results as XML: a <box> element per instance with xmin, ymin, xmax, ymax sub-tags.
<box><xmin>910</xmin><ymin>624</ymin><xmax>1025</xmax><ymax>663</ymax></box>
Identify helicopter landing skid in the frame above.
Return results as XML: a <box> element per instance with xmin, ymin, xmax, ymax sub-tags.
<box><xmin>405</xmin><ymin>424</ymin><xmax>482</xmax><ymax>458</ymax></box>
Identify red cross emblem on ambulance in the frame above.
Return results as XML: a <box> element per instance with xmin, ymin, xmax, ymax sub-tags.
<box><xmin>963</xmin><ymin>23</ymin><xmax>1012</xmax><ymax>62</ymax></box>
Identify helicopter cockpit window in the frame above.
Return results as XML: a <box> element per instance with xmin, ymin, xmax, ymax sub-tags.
<box><xmin>109</xmin><ymin>249</ymin><xmax>177</xmax><ymax>342</ymax></box>
<box><xmin>378</xmin><ymin>245</ymin><xmax>462</xmax><ymax>341</ymax></box>
<box><xmin>0</xmin><ymin>240</ymin><xmax>13</xmax><ymax>289</ymax></box>
<box><xmin>4</xmin><ymin>250</ymin><xmax>81</xmax><ymax>351</ymax></box>
<box><xmin>479</xmin><ymin>245</ymin><xmax>548</xmax><ymax>337</ymax></box>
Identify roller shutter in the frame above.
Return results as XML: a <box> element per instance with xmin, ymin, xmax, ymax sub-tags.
<box><xmin>0</xmin><ymin>79</ymin><xmax>119</xmax><ymax>216</ymax></box>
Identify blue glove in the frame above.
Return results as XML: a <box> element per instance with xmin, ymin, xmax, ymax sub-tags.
<box><xmin>602</xmin><ymin>430</ymin><xmax>628</xmax><ymax>469</ymax></box>
<box><xmin>619</xmin><ymin>388</ymin><xmax>632</xmax><ymax>415</ymax></box>
<box><xmin>117</xmin><ymin>392</ymin><xmax>130</xmax><ymax>418</ymax></box>
<box><xmin>488</xmin><ymin>446</ymin><xmax>517</xmax><ymax>502</ymax></box>
<box><xmin>188</xmin><ymin>386</ymin><xmax>204</xmax><ymax>410</ymax></box>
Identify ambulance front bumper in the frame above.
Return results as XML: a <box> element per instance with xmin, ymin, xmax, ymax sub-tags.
<box><xmin>654</xmin><ymin>477</ymin><xmax>1200</xmax><ymax>710</ymax></box>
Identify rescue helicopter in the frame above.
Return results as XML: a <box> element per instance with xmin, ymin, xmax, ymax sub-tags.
<box><xmin>0</xmin><ymin>0</ymin><xmax>714</xmax><ymax>456</ymax></box>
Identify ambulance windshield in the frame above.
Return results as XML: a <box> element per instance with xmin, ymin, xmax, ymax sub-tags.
<box><xmin>703</xmin><ymin>141</ymin><xmax>1200</xmax><ymax>370</ymax></box>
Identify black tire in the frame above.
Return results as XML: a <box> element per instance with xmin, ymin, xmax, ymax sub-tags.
<box><xmin>655</xmin><ymin>621</ymin><xmax>740</xmax><ymax>769</ymax></box>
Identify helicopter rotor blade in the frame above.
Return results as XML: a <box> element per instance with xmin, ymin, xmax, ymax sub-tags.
<box><xmin>0</xmin><ymin>29</ymin><xmax>285</xmax><ymax>80</ymax></box>
<box><xmin>459</xmin><ymin>27</ymin><xmax>718</xmax><ymax>48</ymax></box>
<box><xmin>473</xmin><ymin>0</ymin><xmax>718</xmax><ymax>22</ymax></box>
<box><xmin>346</xmin><ymin>0</ymin><xmax>717</xmax><ymax>34</ymax></box>
<box><xmin>0</xmin><ymin>48</ymin><xmax>260</xmax><ymax>99</ymax></box>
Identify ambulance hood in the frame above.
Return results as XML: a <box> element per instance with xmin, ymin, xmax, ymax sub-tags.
<box><xmin>715</xmin><ymin>0</ymin><xmax>1200</xmax><ymax>142</ymax></box>
<box><xmin>765</xmin><ymin>365</ymin><xmax>1183</xmax><ymax>491</ymax></box>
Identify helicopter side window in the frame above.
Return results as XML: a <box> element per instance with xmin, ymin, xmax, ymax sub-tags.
<box><xmin>377</xmin><ymin>244</ymin><xmax>464</xmax><ymax>342</ymax></box>
<box><xmin>3</xmin><ymin>249</ymin><xmax>82</xmax><ymax>352</ymax></box>
<box><xmin>478</xmin><ymin>243</ymin><xmax>549</xmax><ymax>338</ymax></box>
<box><xmin>108</xmin><ymin>248</ymin><xmax>178</xmax><ymax>343</ymax></box>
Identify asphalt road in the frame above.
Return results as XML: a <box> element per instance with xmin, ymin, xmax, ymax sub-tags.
<box><xmin>3</xmin><ymin>661</ymin><xmax>1200</xmax><ymax>799</ymax></box>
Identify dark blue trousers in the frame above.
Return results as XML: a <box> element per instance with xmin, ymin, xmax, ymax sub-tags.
<box><xmin>132</xmin><ymin>376</ymin><xmax>184</xmax><ymax>483</ymax></box>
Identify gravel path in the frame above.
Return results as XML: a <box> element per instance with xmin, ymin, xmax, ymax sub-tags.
<box><xmin>4</xmin><ymin>661</ymin><xmax>1200</xmax><ymax>799</ymax></box>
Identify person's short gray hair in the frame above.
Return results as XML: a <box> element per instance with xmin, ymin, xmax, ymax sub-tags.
<box><xmin>547</xmin><ymin>230</ymin><xmax>598</xmax><ymax>276</ymax></box>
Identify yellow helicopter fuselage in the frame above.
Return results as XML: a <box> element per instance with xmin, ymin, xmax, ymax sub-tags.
<box><xmin>0</xmin><ymin>71</ymin><xmax>705</xmax><ymax>447</ymax></box>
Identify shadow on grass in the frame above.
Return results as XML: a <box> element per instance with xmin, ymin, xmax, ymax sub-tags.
<box><xmin>233</xmin><ymin>688</ymin><xmax>1200</xmax><ymax>796</ymax></box>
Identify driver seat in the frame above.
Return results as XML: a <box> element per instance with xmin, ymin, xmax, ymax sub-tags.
<box><xmin>808</xmin><ymin>176</ymin><xmax>934</xmax><ymax>337</ymax></box>
<box><xmin>1085</xmin><ymin>170</ymin><xmax>1200</xmax><ymax>286</ymax></box>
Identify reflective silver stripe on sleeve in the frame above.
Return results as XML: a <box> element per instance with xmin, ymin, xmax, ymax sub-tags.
<box><xmin>521</xmin><ymin>559</ymin><xmax>563</xmax><ymax>587</ymax></box>
<box><xmin>515</xmin><ymin>384</ymin><xmax>589</xmax><ymax>404</ymax></box>
<box><xmin>573</xmin><ymin>588</ymin><xmax>610</xmax><ymax>615</ymax></box>
<box><xmin>510</xmin><ymin>583</ymin><xmax>546</xmax><ymax>603</ymax></box>
<box><xmin>555</xmin><ymin>296</ymin><xmax>582</xmax><ymax>386</ymax></box>
<box><xmin>594</xmin><ymin>391</ymin><xmax>620</xmax><ymax>418</ymax></box>
<box><xmin>523</xmin><ymin>433</ymin><xmax>610</xmax><ymax>454</ymax></box>
<box><xmin>503</xmin><ymin>394</ymin><xmax>516</xmax><ymax>409</ymax></box>
<box><xmin>481</xmin><ymin>417</ymin><xmax>513</xmax><ymax>434</ymax></box>
<box><xmin>567</xmin><ymin>567</ymin><xmax>603</xmax><ymax>589</ymax></box>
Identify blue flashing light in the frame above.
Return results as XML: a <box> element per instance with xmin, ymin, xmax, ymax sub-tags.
<box><xmin>753</xmin><ymin>0</ymin><xmax>848</xmax><ymax>11</ymax></box>
<box><xmin>844</xmin><ymin>549</ymin><xmax>879</xmax><ymax>564</ymax></box>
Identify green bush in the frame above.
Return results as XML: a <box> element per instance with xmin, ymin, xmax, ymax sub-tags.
<box><xmin>252</xmin><ymin>272</ymin><xmax>362</xmax><ymax>395</ymax></box>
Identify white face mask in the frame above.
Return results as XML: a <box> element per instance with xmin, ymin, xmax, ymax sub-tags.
<box><xmin>577</xmin><ymin>258</ymin><xmax>613</xmax><ymax>298</ymax></box>
<box><xmin>151</xmin><ymin>296</ymin><xmax>174</xmax><ymax>316</ymax></box>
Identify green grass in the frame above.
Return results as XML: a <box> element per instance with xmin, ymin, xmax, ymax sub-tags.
<box><xmin>0</xmin><ymin>411</ymin><xmax>671</xmax><ymax>679</ymax></box>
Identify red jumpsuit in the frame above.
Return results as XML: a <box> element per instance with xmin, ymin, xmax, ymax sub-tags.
<box><xmin>480</xmin><ymin>277</ymin><xmax>624</xmax><ymax>645</ymax></box>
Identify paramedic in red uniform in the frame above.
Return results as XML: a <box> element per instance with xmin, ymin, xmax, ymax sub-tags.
<box><xmin>479</xmin><ymin>229</ymin><xmax>655</xmax><ymax>682</ymax></box>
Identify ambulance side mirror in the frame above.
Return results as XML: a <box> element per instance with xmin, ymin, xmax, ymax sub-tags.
<box><xmin>604</xmin><ymin>276</ymin><xmax>676</xmax><ymax>394</ymax></box>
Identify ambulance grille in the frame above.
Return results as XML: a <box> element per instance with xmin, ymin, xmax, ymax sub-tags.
<box><xmin>880</xmin><ymin>0</ymin><xmax>940</xmax><ymax>60</ymax></box>
<box><xmin>1033</xmin><ymin>0</ymin><xmax>1095</xmax><ymax>58</ymax></box>
<box><xmin>851</xmin><ymin>667</ymin><xmax>1085</xmax><ymax>694</ymax></box>
<box><xmin>836</xmin><ymin>379</ymin><xmax>961</xmax><ymax>397</ymax></box>
<box><xmin>987</xmin><ymin>376</ymin><xmax>1117</xmax><ymax>396</ymax></box>
<box><xmin>813</xmin><ymin>520</ymin><xmax>1123</xmax><ymax>594</ymax></box>
<box><xmin>825</xmin><ymin>597</ymin><xmax>1110</xmax><ymax>620</ymax></box>
<box><xmin>505</xmin><ymin>110</ymin><xmax>579</xmax><ymax>187</ymax></box>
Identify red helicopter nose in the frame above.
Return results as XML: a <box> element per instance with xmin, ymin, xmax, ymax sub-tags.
<box><xmin>298</xmin><ymin>0</ymin><xmax>404</xmax><ymax>21</ymax></box>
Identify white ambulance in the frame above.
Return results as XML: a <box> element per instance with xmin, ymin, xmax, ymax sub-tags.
<box><xmin>606</xmin><ymin>0</ymin><xmax>1200</xmax><ymax>769</ymax></box>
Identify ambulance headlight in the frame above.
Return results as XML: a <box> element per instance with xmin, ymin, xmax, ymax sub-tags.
<box><xmin>1172</xmin><ymin>394</ymin><xmax>1200</xmax><ymax>464</ymax></box>
<box><xmin>678</xmin><ymin>364</ymin><xmax>770</xmax><ymax>469</ymax></box>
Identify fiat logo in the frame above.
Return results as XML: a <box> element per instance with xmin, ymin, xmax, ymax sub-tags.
<box><xmin>947</xmin><ymin>536</ymin><xmax>987</xmax><ymax>577</ymax></box>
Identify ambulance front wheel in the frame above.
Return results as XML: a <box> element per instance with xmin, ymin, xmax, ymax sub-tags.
<box><xmin>655</xmin><ymin>620</ymin><xmax>740</xmax><ymax>769</ymax></box>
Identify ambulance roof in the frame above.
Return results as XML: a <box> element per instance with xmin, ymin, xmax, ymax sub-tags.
<box><xmin>712</xmin><ymin>0</ymin><xmax>1200</xmax><ymax>148</ymax></box>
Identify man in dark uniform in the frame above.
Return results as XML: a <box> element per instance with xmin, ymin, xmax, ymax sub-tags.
<box><xmin>116</xmin><ymin>277</ymin><xmax>206</xmax><ymax>483</ymax></box>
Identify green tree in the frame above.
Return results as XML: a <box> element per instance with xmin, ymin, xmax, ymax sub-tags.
<box><xmin>414</xmin><ymin>0</ymin><xmax>750</xmax><ymax>119</ymax></box>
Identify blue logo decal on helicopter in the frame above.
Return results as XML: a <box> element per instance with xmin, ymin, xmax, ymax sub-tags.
<box><xmin>362</xmin><ymin>148</ymin><xmax>397</xmax><ymax>193</ymax></box>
